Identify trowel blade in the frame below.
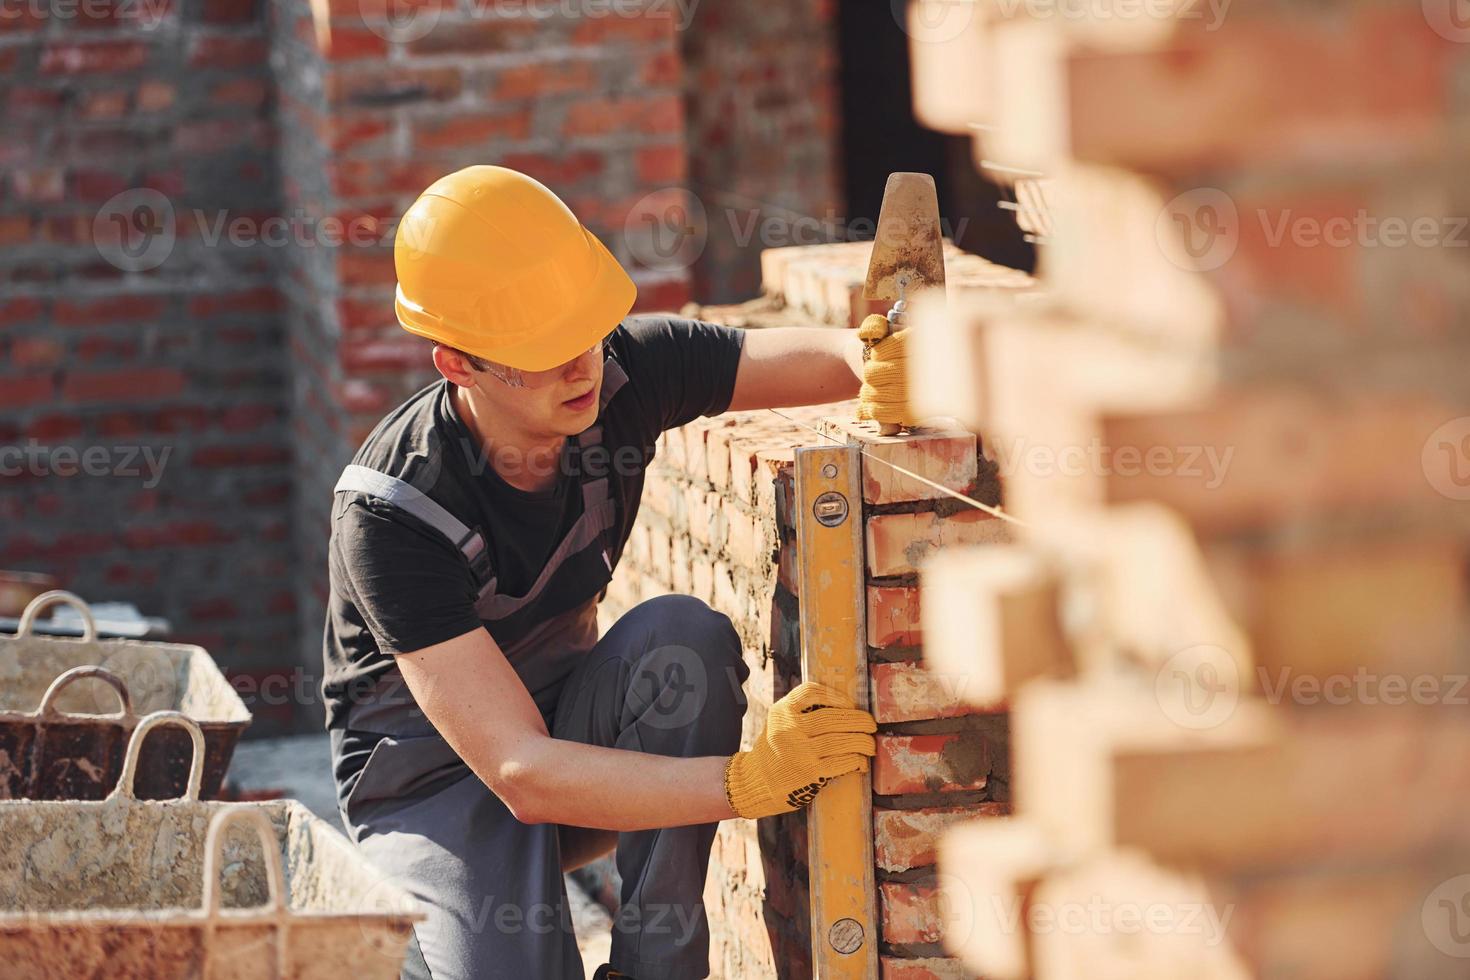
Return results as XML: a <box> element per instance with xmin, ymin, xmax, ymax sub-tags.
<box><xmin>863</xmin><ymin>172</ymin><xmax>947</xmax><ymax>301</ymax></box>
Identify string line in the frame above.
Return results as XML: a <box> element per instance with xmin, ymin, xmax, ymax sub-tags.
<box><xmin>764</xmin><ymin>407</ymin><xmax>1031</xmax><ymax>528</ymax></box>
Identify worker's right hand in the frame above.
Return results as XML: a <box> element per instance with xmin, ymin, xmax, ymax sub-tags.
<box><xmin>723</xmin><ymin>681</ymin><xmax>877</xmax><ymax>820</ymax></box>
<box><xmin>856</xmin><ymin>314</ymin><xmax>919</xmax><ymax>429</ymax></box>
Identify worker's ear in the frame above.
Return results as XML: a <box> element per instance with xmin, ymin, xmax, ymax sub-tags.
<box><xmin>433</xmin><ymin>345</ymin><xmax>478</xmax><ymax>388</ymax></box>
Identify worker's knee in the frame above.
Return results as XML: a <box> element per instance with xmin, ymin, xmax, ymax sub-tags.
<box><xmin>617</xmin><ymin>594</ymin><xmax>748</xmax><ymax>746</ymax></box>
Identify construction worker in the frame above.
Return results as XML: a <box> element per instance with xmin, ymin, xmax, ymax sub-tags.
<box><xmin>322</xmin><ymin>166</ymin><xmax>903</xmax><ymax>980</ymax></box>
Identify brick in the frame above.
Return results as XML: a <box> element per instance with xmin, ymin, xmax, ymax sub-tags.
<box><xmin>1224</xmin><ymin>536</ymin><xmax>1467</xmax><ymax>684</ymax></box>
<box><xmin>636</xmin><ymin>143</ymin><xmax>686</xmax><ymax>184</ymax></box>
<box><xmin>498</xmin><ymin>150</ymin><xmax>604</xmax><ymax>186</ymax></box>
<box><xmin>136</xmin><ymin>81</ymin><xmax>175</xmax><ymax>112</ymax></box>
<box><xmin>0</xmin><ymin>376</ymin><xmax>55</xmax><ymax>408</ymax></box>
<box><xmin>202</xmin><ymin>0</ymin><xmax>257</xmax><ymax>23</ymax></box>
<box><xmin>327</xmin><ymin>66</ymin><xmax>462</xmax><ymax>108</ymax></box>
<box><xmin>323</xmin><ymin>26</ymin><xmax>389</xmax><ymax>61</ymax></box>
<box><xmin>1101</xmin><ymin>388</ymin><xmax>1459</xmax><ymax>535</ymax></box>
<box><xmin>880</xmin><ymin>957</ymin><xmax>982</xmax><ymax>980</ymax></box>
<box><xmin>937</xmin><ymin>819</ymin><xmax>1054</xmax><ymax>979</ymax></box>
<box><xmin>871</xmin><ymin>661</ymin><xmax>987</xmax><ymax>725</ymax></box>
<box><xmin>413</xmin><ymin>110</ymin><xmax>532</xmax><ymax>151</ymax></box>
<box><xmin>818</xmin><ymin>417</ymin><xmax>979</xmax><ymax>506</ymax></box>
<box><xmin>1067</xmin><ymin>7</ymin><xmax>1452</xmax><ymax>176</ymax></box>
<box><xmin>563</xmin><ymin>93</ymin><xmax>681</xmax><ymax>137</ymax></box>
<box><xmin>774</xmin><ymin>539</ymin><xmax>798</xmax><ymax>598</ymax></box>
<box><xmin>403</xmin><ymin>16</ymin><xmax>539</xmax><ymax>57</ymax></box>
<box><xmin>188</xmin><ymin>287</ymin><xmax>280</xmax><ymax>318</ymax></box>
<box><xmin>874</xmin><ymin>733</ymin><xmax>990</xmax><ymax>796</ymax></box>
<box><xmin>865</xmin><ymin>509</ymin><xmax>1010</xmax><ymax>578</ymax></box>
<box><xmin>61</xmin><ymin>368</ymin><xmax>186</xmax><ymax>404</ymax></box>
<box><xmin>1010</xmin><ymin>680</ymin><xmax>1470</xmax><ymax>877</ymax></box>
<box><xmin>40</xmin><ymin>41</ymin><xmax>148</xmax><ymax>74</ymax></box>
<box><xmin>879</xmin><ymin>880</ymin><xmax>948</xmax><ymax>946</ymax></box>
<box><xmin>920</xmin><ymin>546</ymin><xmax>1071</xmax><ymax>708</ymax></box>
<box><xmin>867</xmin><ymin>584</ymin><xmax>919</xmax><ymax>648</ymax></box>
<box><xmin>703</xmin><ymin>420</ymin><xmax>736</xmax><ymax>490</ymax></box>
<box><xmin>186</xmin><ymin>35</ymin><xmax>267</xmax><ymax>70</ymax></box>
<box><xmin>54</xmin><ymin>295</ymin><xmax>167</xmax><ymax>328</ymax></box>
<box><xmin>9</xmin><ymin>169</ymin><xmax>65</xmax><ymax>204</ymax></box>
<box><xmin>874</xmin><ymin>804</ymin><xmax>1008</xmax><ymax>874</ymax></box>
<box><xmin>569</xmin><ymin>12</ymin><xmax>676</xmax><ymax>45</ymax></box>
<box><xmin>493</xmin><ymin>60</ymin><xmax>597</xmax><ymax>101</ymax></box>
<box><xmin>722</xmin><ymin>498</ymin><xmax>758</xmax><ymax>568</ymax></box>
<box><xmin>0</xmin><ymin>298</ymin><xmax>47</xmax><ymax>328</ymax></box>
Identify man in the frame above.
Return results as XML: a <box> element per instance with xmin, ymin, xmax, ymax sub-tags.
<box><xmin>323</xmin><ymin>166</ymin><xmax>890</xmax><ymax>980</ymax></box>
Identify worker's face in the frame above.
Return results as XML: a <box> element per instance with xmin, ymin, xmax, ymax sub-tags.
<box><xmin>458</xmin><ymin>341</ymin><xmax>607</xmax><ymax>436</ymax></box>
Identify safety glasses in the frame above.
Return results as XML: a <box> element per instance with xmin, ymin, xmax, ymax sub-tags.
<box><xmin>481</xmin><ymin>336</ymin><xmax>612</xmax><ymax>390</ymax></box>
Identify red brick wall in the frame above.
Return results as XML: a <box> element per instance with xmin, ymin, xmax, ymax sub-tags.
<box><xmin>598</xmin><ymin>248</ymin><xmax>1021</xmax><ymax>976</ymax></box>
<box><xmin>680</xmin><ymin>0</ymin><xmax>844</xmax><ymax>303</ymax></box>
<box><xmin>0</xmin><ymin>0</ymin><xmax>296</xmax><ymax>725</ymax></box>
<box><xmin>268</xmin><ymin>1</ymin><xmax>710</xmax><ymax>691</ymax></box>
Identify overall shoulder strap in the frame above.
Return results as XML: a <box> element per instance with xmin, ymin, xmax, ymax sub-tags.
<box><xmin>600</xmin><ymin>354</ymin><xmax>629</xmax><ymax>406</ymax></box>
<box><xmin>335</xmin><ymin>464</ymin><xmax>493</xmax><ymax>585</ymax></box>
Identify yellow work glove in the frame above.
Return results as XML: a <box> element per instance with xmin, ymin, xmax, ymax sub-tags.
<box><xmin>723</xmin><ymin>681</ymin><xmax>877</xmax><ymax>819</ymax></box>
<box><xmin>856</xmin><ymin>313</ymin><xmax>918</xmax><ymax>429</ymax></box>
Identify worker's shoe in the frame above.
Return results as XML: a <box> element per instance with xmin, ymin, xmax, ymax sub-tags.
<box><xmin>592</xmin><ymin>966</ymin><xmax>635</xmax><ymax>979</ymax></box>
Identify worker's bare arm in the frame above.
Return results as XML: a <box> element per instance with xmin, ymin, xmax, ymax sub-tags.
<box><xmin>725</xmin><ymin>326</ymin><xmax>863</xmax><ymax>412</ymax></box>
<box><xmin>395</xmin><ymin>627</ymin><xmax>737</xmax><ymax>830</ymax></box>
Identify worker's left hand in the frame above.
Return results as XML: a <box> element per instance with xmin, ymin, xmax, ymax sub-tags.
<box><xmin>723</xmin><ymin>681</ymin><xmax>876</xmax><ymax>820</ymax></box>
<box><xmin>856</xmin><ymin>314</ymin><xmax>918</xmax><ymax>429</ymax></box>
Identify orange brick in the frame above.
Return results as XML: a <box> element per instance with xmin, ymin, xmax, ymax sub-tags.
<box><xmin>871</xmin><ymin>661</ymin><xmax>987</xmax><ymax>725</ymax></box>
<box><xmin>880</xmin><ymin>957</ymin><xmax>983</xmax><ymax>980</ymax></box>
<box><xmin>819</xmin><ymin>417</ymin><xmax>980</xmax><ymax>505</ymax></box>
<box><xmin>867</xmin><ymin>584</ymin><xmax>919</xmax><ymax>648</ymax></box>
<box><xmin>874</xmin><ymin>733</ymin><xmax>990</xmax><ymax>796</ymax></box>
<box><xmin>1067</xmin><ymin>7</ymin><xmax>1451</xmax><ymax>176</ymax></box>
<box><xmin>874</xmin><ymin>804</ymin><xmax>1009</xmax><ymax>873</ymax></box>
<box><xmin>879</xmin><ymin>880</ymin><xmax>948</xmax><ymax>946</ymax></box>
<box><xmin>865</xmin><ymin>509</ymin><xmax>1010</xmax><ymax>578</ymax></box>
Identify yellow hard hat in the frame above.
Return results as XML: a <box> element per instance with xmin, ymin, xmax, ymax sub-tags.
<box><xmin>393</xmin><ymin>165</ymin><xmax>637</xmax><ymax>372</ymax></box>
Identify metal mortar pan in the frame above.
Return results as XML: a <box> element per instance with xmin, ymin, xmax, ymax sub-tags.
<box><xmin>0</xmin><ymin>712</ymin><xmax>422</xmax><ymax>980</ymax></box>
<box><xmin>0</xmin><ymin>591</ymin><xmax>251</xmax><ymax>800</ymax></box>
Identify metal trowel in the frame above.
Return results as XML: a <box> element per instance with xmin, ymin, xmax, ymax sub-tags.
<box><xmin>861</xmin><ymin>173</ymin><xmax>946</xmax><ymax>433</ymax></box>
<box><xmin>863</xmin><ymin>171</ymin><xmax>946</xmax><ymax>321</ymax></box>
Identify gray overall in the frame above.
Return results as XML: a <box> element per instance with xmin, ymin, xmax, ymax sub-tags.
<box><xmin>330</xmin><ymin>358</ymin><xmax>749</xmax><ymax>980</ymax></box>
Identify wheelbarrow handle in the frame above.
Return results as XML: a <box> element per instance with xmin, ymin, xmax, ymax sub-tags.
<box><xmin>37</xmin><ymin>665</ymin><xmax>133</xmax><ymax>720</ymax></box>
<box><xmin>201</xmin><ymin>807</ymin><xmax>289</xmax><ymax>980</ymax></box>
<box><xmin>111</xmin><ymin>710</ymin><xmax>205</xmax><ymax>802</ymax></box>
<box><xmin>202</xmin><ymin>807</ymin><xmax>288</xmax><ymax>914</ymax></box>
<box><xmin>16</xmin><ymin>590</ymin><xmax>98</xmax><ymax>642</ymax></box>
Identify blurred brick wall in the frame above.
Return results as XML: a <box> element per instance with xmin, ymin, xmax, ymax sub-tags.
<box><xmin>680</xmin><ymin>0</ymin><xmax>844</xmax><ymax>304</ymax></box>
<box><xmin>0</xmin><ymin>0</ymin><xmax>298</xmax><ymax>726</ymax></box>
<box><xmin>2</xmin><ymin>1</ymin><xmax>851</xmax><ymax>732</ymax></box>
<box><xmin>266</xmin><ymin>0</ymin><xmax>722</xmax><ymax>692</ymax></box>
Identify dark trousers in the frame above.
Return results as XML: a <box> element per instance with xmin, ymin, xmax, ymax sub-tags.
<box><xmin>336</xmin><ymin>595</ymin><xmax>749</xmax><ymax>980</ymax></box>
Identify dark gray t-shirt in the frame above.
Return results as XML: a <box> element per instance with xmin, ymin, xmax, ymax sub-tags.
<box><xmin>321</xmin><ymin>315</ymin><xmax>746</xmax><ymax>734</ymax></box>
